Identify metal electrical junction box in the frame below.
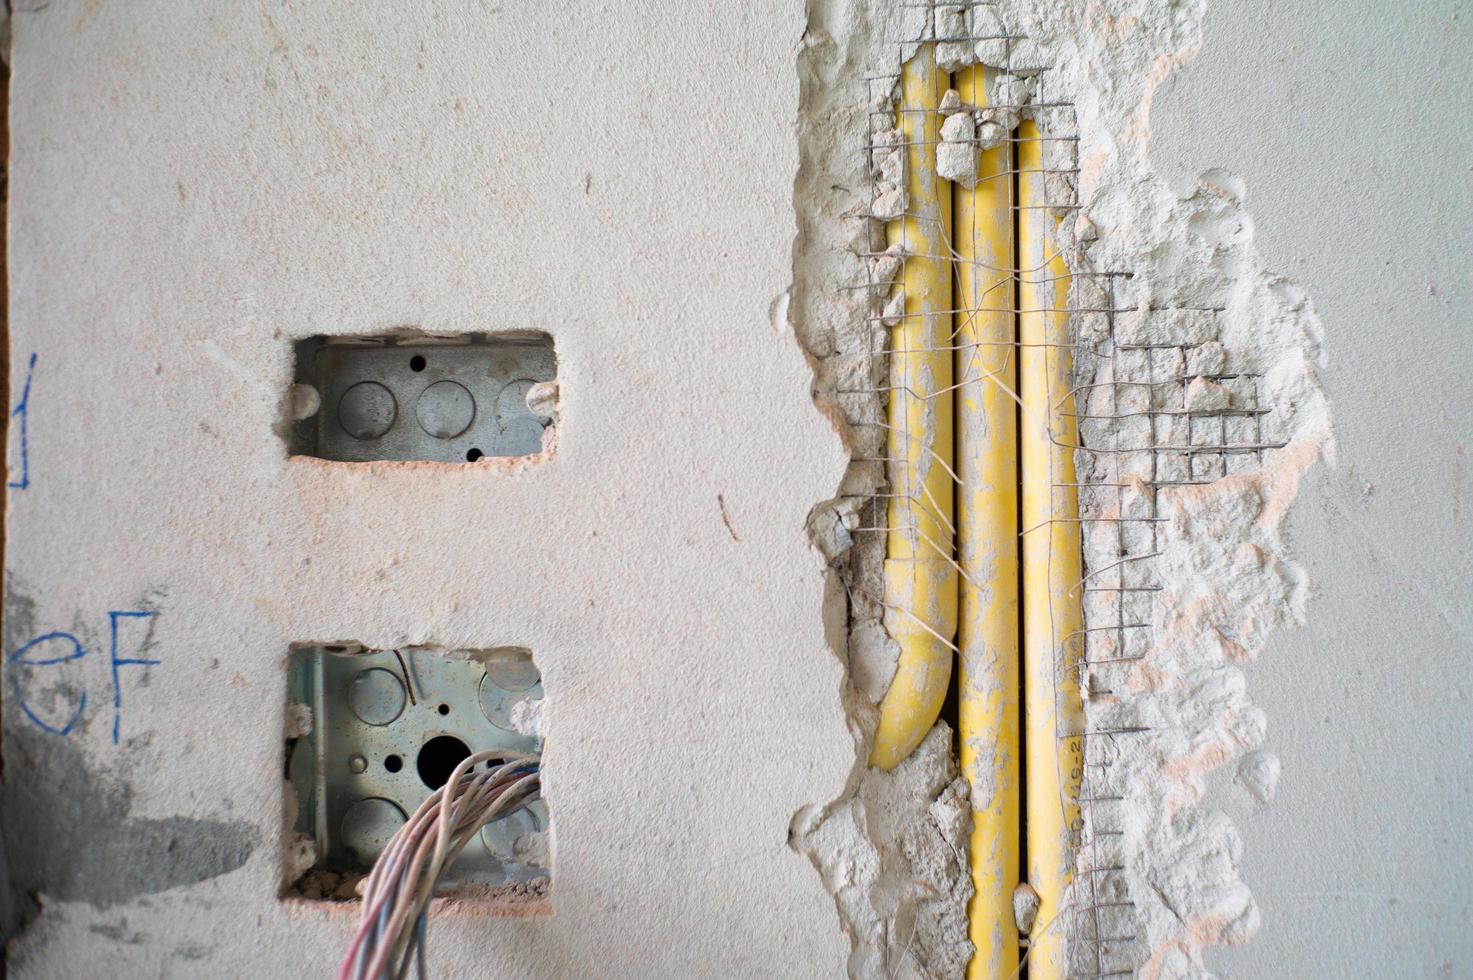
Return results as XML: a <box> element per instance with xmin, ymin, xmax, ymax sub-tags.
<box><xmin>287</xmin><ymin>334</ymin><xmax>558</xmax><ymax>463</ymax></box>
<box><xmin>285</xmin><ymin>645</ymin><xmax>548</xmax><ymax>896</ymax></box>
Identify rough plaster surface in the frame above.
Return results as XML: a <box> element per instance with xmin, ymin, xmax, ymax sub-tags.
<box><xmin>1152</xmin><ymin>1</ymin><xmax>1473</xmax><ymax>975</ymax></box>
<box><xmin>786</xmin><ymin>0</ymin><xmax>1464</xmax><ymax>975</ymax></box>
<box><xmin>4</xmin><ymin>2</ymin><xmax>856</xmax><ymax>976</ymax></box>
<box><xmin>789</xmin><ymin>2</ymin><xmax>985</xmax><ymax>976</ymax></box>
<box><xmin>997</xmin><ymin>1</ymin><xmax>1332</xmax><ymax>972</ymax></box>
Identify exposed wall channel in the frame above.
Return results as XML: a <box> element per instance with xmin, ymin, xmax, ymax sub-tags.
<box><xmin>791</xmin><ymin>1</ymin><xmax>1330</xmax><ymax>976</ymax></box>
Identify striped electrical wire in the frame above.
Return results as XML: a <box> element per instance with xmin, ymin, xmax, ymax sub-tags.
<box><xmin>338</xmin><ymin>750</ymin><xmax>542</xmax><ymax>980</ymax></box>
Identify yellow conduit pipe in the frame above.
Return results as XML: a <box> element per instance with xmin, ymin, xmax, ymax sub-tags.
<box><xmin>1018</xmin><ymin>119</ymin><xmax>1085</xmax><ymax>979</ymax></box>
<box><xmin>954</xmin><ymin>66</ymin><xmax>1021</xmax><ymax>980</ymax></box>
<box><xmin>870</xmin><ymin>45</ymin><xmax>957</xmax><ymax>772</ymax></box>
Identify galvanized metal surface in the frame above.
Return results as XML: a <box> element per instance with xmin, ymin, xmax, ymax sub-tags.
<box><xmin>298</xmin><ymin>338</ymin><xmax>556</xmax><ymax>462</ymax></box>
<box><xmin>287</xmin><ymin>645</ymin><xmax>546</xmax><ymax>888</ymax></box>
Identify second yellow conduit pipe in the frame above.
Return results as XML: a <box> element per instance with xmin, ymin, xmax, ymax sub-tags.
<box><xmin>870</xmin><ymin>44</ymin><xmax>958</xmax><ymax>773</ymax></box>
<box><xmin>1019</xmin><ymin>118</ymin><xmax>1085</xmax><ymax>979</ymax></box>
<box><xmin>954</xmin><ymin>66</ymin><xmax>1021</xmax><ymax>980</ymax></box>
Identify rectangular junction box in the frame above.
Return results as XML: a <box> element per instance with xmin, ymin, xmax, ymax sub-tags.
<box><xmin>286</xmin><ymin>333</ymin><xmax>558</xmax><ymax>463</ymax></box>
<box><xmin>284</xmin><ymin>644</ymin><xmax>548</xmax><ymax>901</ymax></box>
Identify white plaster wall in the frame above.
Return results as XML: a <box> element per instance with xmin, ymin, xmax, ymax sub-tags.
<box><xmin>4</xmin><ymin>2</ymin><xmax>855</xmax><ymax>976</ymax></box>
<box><xmin>1152</xmin><ymin>1</ymin><xmax>1473</xmax><ymax>974</ymax></box>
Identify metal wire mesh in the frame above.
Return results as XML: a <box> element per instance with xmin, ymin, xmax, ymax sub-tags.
<box><xmin>842</xmin><ymin>3</ymin><xmax>1284</xmax><ymax>975</ymax></box>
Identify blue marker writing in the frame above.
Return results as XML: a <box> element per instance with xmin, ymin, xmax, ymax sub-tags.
<box><xmin>8</xmin><ymin>352</ymin><xmax>36</xmax><ymax>491</ymax></box>
<box><xmin>109</xmin><ymin>610</ymin><xmax>160</xmax><ymax>745</ymax></box>
<box><xmin>9</xmin><ymin>630</ymin><xmax>86</xmax><ymax>735</ymax></box>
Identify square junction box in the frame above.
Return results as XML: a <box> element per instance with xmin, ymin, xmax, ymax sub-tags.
<box><xmin>284</xmin><ymin>645</ymin><xmax>547</xmax><ymax>899</ymax></box>
<box><xmin>287</xmin><ymin>334</ymin><xmax>558</xmax><ymax>463</ymax></box>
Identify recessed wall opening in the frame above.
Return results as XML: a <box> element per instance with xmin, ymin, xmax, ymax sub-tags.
<box><xmin>794</xmin><ymin>13</ymin><xmax>1299</xmax><ymax>975</ymax></box>
<box><xmin>283</xmin><ymin>332</ymin><xmax>558</xmax><ymax>463</ymax></box>
<box><xmin>848</xmin><ymin>43</ymin><xmax>1092</xmax><ymax>977</ymax></box>
<box><xmin>282</xmin><ymin>643</ymin><xmax>549</xmax><ymax>909</ymax></box>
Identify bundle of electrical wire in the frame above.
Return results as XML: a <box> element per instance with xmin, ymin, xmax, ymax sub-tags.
<box><xmin>339</xmin><ymin>750</ymin><xmax>541</xmax><ymax>980</ymax></box>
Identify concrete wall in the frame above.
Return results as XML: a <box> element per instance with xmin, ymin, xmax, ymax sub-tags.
<box><xmin>5</xmin><ymin>0</ymin><xmax>1471</xmax><ymax>976</ymax></box>
<box><xmin>3</xmin><ymin>2</ymin><xmax>853</xmax><ymax>976</ymax></box>
<box><xmin>1152</xmin><ymin>1</ymin><xmax>1473</xmax><ymax>974</ymax></box>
